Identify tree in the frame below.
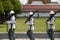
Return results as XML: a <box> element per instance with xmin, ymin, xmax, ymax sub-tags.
<box><xmin>2</xmin><ymin>0</ymin><xmax>14</xmax><ymax>20</ymax></box>
<box><xmin>10</xmin><ymin>0</ymin><xmax>22</xmax><ymax>14</ymax></box>
<box><xmin>0</xmin><ymin>1</ymin><xmax>4</xmax><ymax>23</ymax></box>
<box><xmin>0</xmin><ymin>0</ymin><xmax>22</xmax><ymax>23</ymax></box>
<box><xmin>0</xmin><ymin>0</ymin><xmax>14</xmax><ymax>23</ymax></box>
<box><xmin>2</xmin><ymin>1</ymin><xmax>14</xmax><ymax>13</ymax></box>
<box><xmin>0</xmin><ymin>1</ymin><xmax>4</xmax><ymax>14</ymax></box>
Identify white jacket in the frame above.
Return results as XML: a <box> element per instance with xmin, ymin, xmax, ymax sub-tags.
<box><xmin>27</xmin><ymin>17</ymin><xmax>34</xmax><ymax>25</ymax></box>
<box><xmin>26</xmin><ymin>17</ymin><xmax>34</xmax><ymax>30</ymax></box>
<box><xmin>47</xmin><ymin>17</ymin><xmax>55</xmax><ymax>29</ymax></box>
<box><xmin>7</xmin><ymin>15</ymin><xmax>16</xmax><ymax>29</ymax></box>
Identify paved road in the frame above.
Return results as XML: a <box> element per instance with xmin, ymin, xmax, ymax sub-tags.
<box><xmin>0</xmin><ymin>32</ymin><xmax>60</xmax><ymax>39</ymax></box>
<box><xmin>0</xmin><ymin>38</ymin><xmax>60</xmax><ymax>40</ymax></box>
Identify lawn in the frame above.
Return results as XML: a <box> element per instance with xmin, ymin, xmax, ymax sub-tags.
<box><xmin>0</xmin><ymin>17</ymin><xmax>60</xmax><ymax>32</ymax></box>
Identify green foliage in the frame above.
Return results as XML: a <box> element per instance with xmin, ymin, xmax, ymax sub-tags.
<box><xmin>10</xmin><ymin>0</ymin><xmax>22</xmax><ymax>14</ymax></box>
<box><xmin>0</xmin><ymin>0</ymin><xmax>22</xmax><ymax>14</ymax></box>
<box><xmin>0</xmin><ymin>1</ymin><xmax>4</xmax><ymax>14</ymax></box>
<box><xmin>2</xmin><ymin>1</ymin><xmax>14</xmax><ymax>13</ymax></box>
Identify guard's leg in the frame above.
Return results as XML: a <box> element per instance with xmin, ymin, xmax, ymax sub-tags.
<box><xmin>30</xmin><ymin>30</ymin><xmax>34</xmax><ymax>40</ymax></box>
<box><xmin>27</xmin><ymin>30</ymin><xmax>34</xmax><ymax>40</ymax></box>
<box><xmin>47</xmin><ymin>29</ymin><xmax>54</xmax><ymax>40</ymax></box>
<box><xmin>27</xmin><ymin>30</ymin><xmax>31</xmax><ymax>39</ymax></box>
<box><xmin>47</xmin><ymin>29</ymin><xmax>50</xmax><ymax>38</ymax></box>
<box><xmin>50</xmin><ymin>29</ymin><xmax>54</xmax><ymax>40</ymax></box>
<box><xmin>8</xmin><ymin>29</ymin><xmax>12</xmax><ymax>40</ymax></box>
<box><xmin>12</xmin><ymin>28</ymin><xmax>15</xmax><ymax>40</ymax></box>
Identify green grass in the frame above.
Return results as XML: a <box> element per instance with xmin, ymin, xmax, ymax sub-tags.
<box><xmin>0</xmin><ymin>17</ymin><xmax>60</xmax><ymax>32</ymax></box>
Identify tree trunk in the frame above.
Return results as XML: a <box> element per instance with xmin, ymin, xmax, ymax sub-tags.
<box><xmin>0</xmin><ymin>14</ymin><xmax>5</xmax><ymax>24</ymax></box>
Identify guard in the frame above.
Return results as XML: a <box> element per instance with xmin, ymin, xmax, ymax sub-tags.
<box><xmin>47</xmin><ymin>11</ymin><xmax>55</xmax><ymax>40</ymax></box>
<box><xmin>6</xmin><ymin>10</ymin><xmax>16</xmax><ymax>40</ymax></box>
<box><xmin>25</xmin><ymin>12</ymin><xmax>35</xmax><ymax>40</ymax></box>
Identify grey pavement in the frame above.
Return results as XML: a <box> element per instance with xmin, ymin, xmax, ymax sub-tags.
<box><xmin>0</xmin><ymin>32</ymin><xmax>60</xmax><ymax>40</ymax></box>
<box><xmin>0</xmin><ymin>38</ymin><xmax>60</xmax><ymax>40</ymax></box>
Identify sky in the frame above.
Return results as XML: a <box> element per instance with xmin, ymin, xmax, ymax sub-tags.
<box><xmin>20</xmin><ymin>0</ymin><xmax>60</xmax><ymax>5</ymax></box>
<box><xmin>57</xmin><ymin>0</ymin><xmax>60</xmax><ymax>4</ymax></box>
<box><xmin>20</xmin><ymin>0</ymin><xmax>28</xmax><ymax>5</ymax></box>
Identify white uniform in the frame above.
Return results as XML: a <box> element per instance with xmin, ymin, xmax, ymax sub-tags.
<box><xmin>26</xmin><ymin>12</ymin><xmax>35</xmax><ymax>40</ymax></box>
<box><xmin>27</xmin><ymin>17</ymin><xmax>34</xmax><ymax>30</ymax></box>
<box><xmin>47</xmin><ymin>11</ymin><xmax>55</xmax><ymax>40</ymax></box>
<box><xmin>47</xmin><ymin>11</ymin><xmax>55</xmax><ymax>30</ymax></box>
<box><xmin>7</xmin><ymin>15</ymin><xmax>16</xmax><ymax>29</ymax></box>
<box><xmin>47</xmin><ymin>17</ymin><xmax>55</xmax><ymax>30</ymax></box>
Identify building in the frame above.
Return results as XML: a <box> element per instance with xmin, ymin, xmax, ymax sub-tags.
<box><xmin>27</xmin><ymin>0</ymin><xmax>58</xmax><ymax>5</ymax></box>
<box><xmin>18</xmin><ymin>0</ymin><xmax>60</xmax><ymax>17</ymax></box>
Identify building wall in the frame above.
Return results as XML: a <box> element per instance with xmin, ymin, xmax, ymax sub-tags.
<box><xmin>30</xmin><ymin>1</ymin><xmax>43</xmax><ymax>5</ymax></box>
<box><xmin>23</xmin><ymin>5</ymin><xmax>60</xmax><ymax>12</ymax></box>
<box><xmin>17</xmin><ymin>12</ymin><xmax>60</xmax><ymax>17</ymax></box>
<box><xmin>51</xmin><ymin>0</ymin><xmax>57</xmax><ymax>2</ymax></box>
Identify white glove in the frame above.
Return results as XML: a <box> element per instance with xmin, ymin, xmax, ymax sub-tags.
<box><xmin>6</xmin><ymin>21</ymin><xmax>10</xmax><ymax>24</ymax></box>
<box><xmin>47</xmin><ymin>22</ymin><xmax>50</xmax><ymax>24</ymax></box>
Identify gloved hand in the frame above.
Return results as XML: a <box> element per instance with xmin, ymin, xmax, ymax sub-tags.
<box><xmin>24</xmin><ymin>22</ymin><xmax>26</xmax><ymax>24</ymax></box>
<box><xmin>45</xmin><ymin>21</ymin><xmax>49</xmax><ymax>24</ymax></box>
<box><xmin>6</xmin><ymin>21</ymin><xmax>9</xmax><ymax>24</ymax></box>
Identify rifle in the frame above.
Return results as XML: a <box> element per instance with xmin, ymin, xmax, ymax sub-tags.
<box><xmin>24</xmin><ymin>9</ymin><xmax>39</xmax><ymax>23</ymax></box>
<box><xmin>45</xmin><ymin>9</ymin><xmax>60</xmax><ymax>33</ymax></box>
<box><xmin>46</xmin><ymin>9</ymin><xmax>60</xmax><ymax>23</ymax></box>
